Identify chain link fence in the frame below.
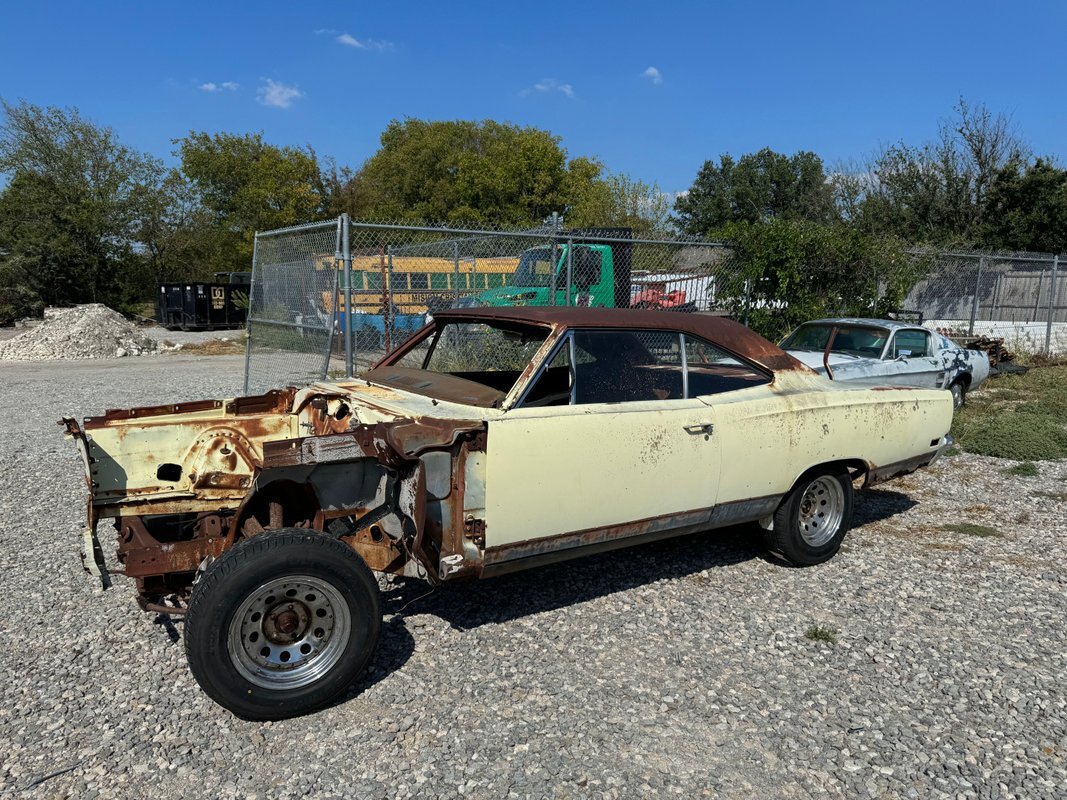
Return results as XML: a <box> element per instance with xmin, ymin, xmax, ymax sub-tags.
<box><xmin>244</xmin><ymin>215</ymin><xmax>1067</xmax><ymax>393</ymax></box>
<box><xmin>905</xmin><ymin>251</ymin><xmax>1064</xmax><ymax>353</ymax></box>
<box><xmin>244</xmin><ymin>219</ymin><xmax>341</xmax><ymax>394</ymax></box>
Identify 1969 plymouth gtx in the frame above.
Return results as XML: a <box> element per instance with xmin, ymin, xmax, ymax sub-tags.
<box><xmin>63</xmin><ymin>308</ymin><xmax>953</xmax><ymax>719</ymax></box>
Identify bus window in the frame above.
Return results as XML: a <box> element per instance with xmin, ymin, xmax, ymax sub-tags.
<box><xmin>430</xmin><ymin>273</ymin><xmax>449</xmax><ymax>290</ymax></box>
<box><xmin>410</xmin><ymin>273</ymin><xmax>429</xmax><ymax>290</ymax></box>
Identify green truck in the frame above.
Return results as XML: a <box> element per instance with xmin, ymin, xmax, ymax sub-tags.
<box><xmin>458</xmin><ymin>228</ymin><xmax>633</xmax><ymax>310</ymax></box>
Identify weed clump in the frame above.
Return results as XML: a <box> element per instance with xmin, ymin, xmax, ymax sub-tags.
<box><xmin>804</xmin><ymin>624</ymin><xmax>838</xmax><ymax>644</ymax></box>
<box><xmin>1003</xmin><ymin>461</ymin><xmax>1039</xmax><ymax>477</ymax></box>
<box><xmin>940</xmin><ymin>522</ymin><xmax>1001</xmax><ymax>538</ymax></box>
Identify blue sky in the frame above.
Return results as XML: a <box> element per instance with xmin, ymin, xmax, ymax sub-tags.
<box><xmin>1</xmin><ymin>1</ymin><xmax>1064</xmax><ymax>196</ymax></box>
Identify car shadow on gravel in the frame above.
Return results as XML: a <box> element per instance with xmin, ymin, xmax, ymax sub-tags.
<box><xmin>851</xmin><ymin>487</ymin><xmax>919</xmax><ymax>527</ymax></box>
<box><xmin>379</xmin><ymin>523</ymin><xmax>765</xmax><ymax>632</ymax></box>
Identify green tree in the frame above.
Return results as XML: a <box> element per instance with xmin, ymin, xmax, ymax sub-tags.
<box><xmin>843</xmin><ymin>99</ymin><xmax>1027</xmax><ymax>245</ymax></box>
<box><xmin>979</xmin><ymin>159</ymin><xmax>1067</xmax><ymax>254</ymax></box>
<box><xmin>0</xmin><ymin>100</ymin><xmax>158</xmax><ymax>312</ymax></box>
<box><xmin>674</xmin><ymin>148</ymin><xmax>837</xmax><ymax>235</ymax></box>
<box><xmin>566</xmin><ymin>172</ymin><xmax>673</xmax><ymax>237</ymax></box>
<box><xmin>177</xmin><ymin>131</ymin><xmax>324</xmax><ymax>269</ymax></box>
<box><xmin>346</xmin><ymin>119</ymin><xmax>610</xmax><ymax>227</ymax></box>
<box><xmin>711</xmin><ymin>219</ymin><xmax>918</xmax><ymax>341</ymax></box>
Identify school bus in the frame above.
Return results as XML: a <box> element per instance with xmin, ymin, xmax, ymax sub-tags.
<box><xmin>323</xmin><ymin>255</ymin><xmax>519</xmax><ymax>314</ymax></box>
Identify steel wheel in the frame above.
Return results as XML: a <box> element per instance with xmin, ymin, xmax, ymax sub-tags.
<box><xmin>185</xmin><ymin>530</ymin><xmax>381</xmax><ymax>720</ymax></box>
<box><xmin>765</xmin><ymin>467</ymin><xmax>854</xmax><ymax>566</ymax></box>
<box><xmin>797</xmin><ymin>476</ymin><xmax>845</xmax><ymax>547</ymax></box>
<box><xmin>228</xmin><ymin>575</ymin><xmax>352</xmax><ymax>690</ymax></box>
<box><xmin>950</xmin><ymin>381</ymin><xmax>966</xmax><ymax>410</ymax></box>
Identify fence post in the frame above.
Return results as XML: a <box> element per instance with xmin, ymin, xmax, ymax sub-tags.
<box><xmin>453</xmin><ymin>240</ymin><xmax>460</xmax><ymax>307</ymax></box>
<box><xmin>968</xmin><ymin>256</ymin><xmax>985</xmax><ymax>336</ymax></box>
<box><xmin>548</xmin><ymin>212</ymin><xmax>560</xmax><ymax>306</ymax></box>
<box><xmin>342</xmin><ymin>214</ymin><xmax>353</xmax><ymax>378</ymax></box>
<box><xmin>243</xmin><ymin>232</ymin><xmax>259</xmax><ymax>394</ymax></box>
<box><xmin>1046</xmin><ymin>255</ymin><xmax>1060</xmax><ymax>355</ymax></box>
<box><xmin>565</xmin><ymin>238</ymin><xmax>574</xmax><ymax>306</ymax></box>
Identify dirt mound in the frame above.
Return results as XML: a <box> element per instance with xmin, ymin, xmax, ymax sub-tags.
<box><xmin>0</xmin><ymin>304</ymin><xmax>158</xmax><ymax>361</ymax></box>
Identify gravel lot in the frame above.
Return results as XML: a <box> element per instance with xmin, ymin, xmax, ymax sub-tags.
<box><xmin>1</xmin><ymin>355</ymin><xmax>1065</xmax><ymax>799</ymax></box>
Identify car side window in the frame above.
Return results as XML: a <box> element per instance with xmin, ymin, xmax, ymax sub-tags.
<box><xmin>684</xmin><ymin>336</ymin><xmax>771</xmax><ymax>396</ymax></box>
<box><xmin>571</xmin><ymin>330</ymin><xmax>683</xmax><ymax>404</ymax></box>
<box><xmin>891</xmin><ymin>330</ymin><xmax>931</xmax><ymax>358</ymax></box>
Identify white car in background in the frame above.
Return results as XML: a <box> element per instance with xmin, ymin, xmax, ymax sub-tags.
<box><xmin>780</xmin><ymin>318</ymin><xmax>990</xmax><ymax>408</ymax></box>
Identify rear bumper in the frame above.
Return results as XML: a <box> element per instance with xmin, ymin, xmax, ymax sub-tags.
<box><xmin>929</xmin><ymin>434</ymin><xmax>955</xmax><ymax>465</ymax></box>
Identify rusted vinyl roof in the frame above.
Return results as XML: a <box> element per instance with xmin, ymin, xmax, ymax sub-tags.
<box><xmin>434</xmin><ymin>307</ymin><xmax>811</xmax><ymax>373</ymax></box>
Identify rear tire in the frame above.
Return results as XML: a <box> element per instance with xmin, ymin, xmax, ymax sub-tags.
<box><xmin>765</xmin><ymin>468</ymin><xmax>853</xmax><ymax>566</ymax></box>
<box><xmin>184</xmin><ymin>529</ymin><xmax>381</xmax><ymax>720</ymax></box>
<box><xmin>949</xmin><ymin>380</ymin><xmax>966</xmax><ymax>410</ymax></box>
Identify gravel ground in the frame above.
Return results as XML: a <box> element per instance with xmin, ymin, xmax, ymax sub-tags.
<box><xmin>1</xmin><ymin>355</ymin><xmax>1065</xmax><ymax>799</ymax></box>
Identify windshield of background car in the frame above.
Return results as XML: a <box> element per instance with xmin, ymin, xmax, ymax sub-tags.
<box><xmin>509</xmin><ymin>248</ymin><xmax>559</xmax><ymax>287</ymax></box>
<box><xmin>365</xmin><ymin>321</ymin><xmax>550</xmax><ymax>407</ymax></box>
<box><xmin>781</xmin><ymin>324</ymin><xmax>889</xmax><ymax>358</ymax></box>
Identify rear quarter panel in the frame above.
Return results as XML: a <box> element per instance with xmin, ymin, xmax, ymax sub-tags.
<box><xmin>703</xmin><ymin>373</ymin><xmax>953</xmax><ymax>503</ymax></box>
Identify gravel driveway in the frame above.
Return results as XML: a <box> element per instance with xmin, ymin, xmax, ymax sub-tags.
<box><xmin>1</xmin><ymin>355</ymin><xmax>1064</xmax><ymax>799</ymax></box>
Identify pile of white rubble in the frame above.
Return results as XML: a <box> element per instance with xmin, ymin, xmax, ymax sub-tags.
<box><xmin>0</xmin><ymin>304</ymin><xmax>157</xmax><ymax>361</ymax></box>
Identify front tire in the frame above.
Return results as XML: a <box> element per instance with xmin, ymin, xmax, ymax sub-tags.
<box><xmin>765</xmin><ymin>468</ymin><xmax>853</xmax><ymax>566</ymax></box>
<box><xmin>184</xmin><ymin>530</ymin><xmax>381</xmax><ymax>720</ymax></box>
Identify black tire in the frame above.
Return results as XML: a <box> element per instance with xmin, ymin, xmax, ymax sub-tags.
<box><xmin>764</xmin><ymin>467</ymin><xmax>853</xmax><ymax>566</ymax></box>
<box><xmin>184</xmin><ymin>529</ymin><xmax>381</xmax><ymax>720</ymax></box>
<box><xmin>949</xmin><ymin>380</ymin><xmax>966</xmax><ymax>410</ymax></box>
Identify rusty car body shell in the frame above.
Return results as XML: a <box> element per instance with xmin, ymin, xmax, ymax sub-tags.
<box><xmin>63</xmin><ymin>307</ymin><xmax>954</xmax><ymax>605</ymax></box>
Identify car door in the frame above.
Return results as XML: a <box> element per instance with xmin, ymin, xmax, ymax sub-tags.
<box><xmin>880</xmin><ymin>328</ymin><xmax>943</xmax><ymax>387</ymax></box>
<box><xmin>483</xmin><ymin>329</ymin><xmax>721</xmax><ymax>550</ymax></box>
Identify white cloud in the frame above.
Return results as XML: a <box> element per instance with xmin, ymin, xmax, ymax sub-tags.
<box><xmin>337</xmin><ymin>32</ymin><xmax>392</xmax><ymax>50</ymax></box>
<box><xmin>521</xmin><ymin>78</ymin><xmax>575</xmax><ymax>99</ymax></box>
<box><xmin>199</xmin><ymin>81</ymin><xmax>238</xmax><ymax>92</ymax></box>
<box><xmin>643</xmin><ymin>66</ymin><xmax>663</xmax><ymax>85</ymax></box>
<box><xmin>257</xmin><ymin>79</ymin><xmax>303</xmax><ymax>109</ymax></box>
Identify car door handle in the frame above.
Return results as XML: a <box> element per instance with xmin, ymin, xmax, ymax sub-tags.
<box><xmin>684</xmin><ymin>423</ymin><xmax>714</xmax><ymax>436</ymax></box>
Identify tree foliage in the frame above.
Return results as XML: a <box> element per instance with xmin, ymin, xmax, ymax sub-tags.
<box><xmin>176</xmin><ymin>131</ymin><xmax>324</xmax><ymax>269</ymax></box>
<box><xmin>979</xmin><ymin>159</ymin><xmax>1067</xmax><ymax>254</ymax></box>
<box><xmin>711</xmin><ymin>219</ymin><xmax>919</xmax><ymax>341</ymax></box>
<box><xmin>836</xmin><ymin>99</ymin><xmax>1028</xmax><ymax>246</ymax></box>
<box><xmin>674</xmin><ymin>148</ymin><xmax>837</xmax><ymax>235</ymax></box>
<box><xmin>0</xmin><ymin>100</ymin><xmax>162</xmax><ymax>317</ymax></box>
<box><xmin>334</xmin><ymin>119</ymin><xmax>584</xmax><ymax>226</ymax></box>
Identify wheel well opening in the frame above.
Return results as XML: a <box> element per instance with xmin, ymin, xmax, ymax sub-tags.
<box><xmin>797</xmin><ymin>459</ymin><xmax>869</xmax><ymax>490</ymax></box>
<box><xmin>236</xmin><ymin>480</ymin><xmax>322</xmax><ymax>537</ymax></box>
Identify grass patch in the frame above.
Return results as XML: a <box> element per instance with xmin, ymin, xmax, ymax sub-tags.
<box><xmin>951</xmin><ymin>366</ymin><xmax>1067</xmax><ymax>461</ymax></box>
<box><xmin>1002</xmin><ymin>461</ymin><xmax>1039</xmax><ymax>477</ymax></box>
<box><xmin>804</xmin><ymin>624</ymin><xmax>838</xmax><ymax>644</ymax></box>
<box><xmin>940</xmin><ymin>522</ymin><xmax>1002</xmax><ymax>538</ymax></box>
<box><xmin>1035</xmin><ymin>490</ymin><xmax>1067</xmax><ymax>502</ymax></box>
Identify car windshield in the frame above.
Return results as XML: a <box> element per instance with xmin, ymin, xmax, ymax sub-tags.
<box><xmin>509</xmin><ymin>248</ymin><xmax>560</xmax><ymax>288</ymax></box>
<box><xmin>781</xmin><ymin>324</ymin><xmax>889</xmax><ymax>358</ymax></box>
<box><xmin>365</xmin><ymin>320</ymin><xmax>550</xmax><ymax>407</ymax></box>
